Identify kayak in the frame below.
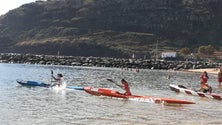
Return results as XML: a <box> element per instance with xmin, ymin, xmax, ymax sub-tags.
<box><xmin>16</xmin><ymin>79</ymin><xmax>50</xmax><ymax>87</ymax></box>
<box><xmin>66</xmin><ymin>85</ymin><xmax>84</xmax><ymax>90</ymax></box>
<box><xmin>169</xmin><ymin>84</ymin><xmax>222</xmax><ymax>100</ymax></box>
<box><xmin>84</xmin><ymin>87</ymin><xmax>195</xmax><ymax>105</ymax></box>
<box><xmin>16</xmin><ymin>79</ymin><xmax>84</xmax><ymax>90</ymax></box>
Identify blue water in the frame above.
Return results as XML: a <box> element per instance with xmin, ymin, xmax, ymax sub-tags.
<box><xmin>0</xmin><ymin>63</ymin><xmax>222</xmax><ymax>125</ymax></box>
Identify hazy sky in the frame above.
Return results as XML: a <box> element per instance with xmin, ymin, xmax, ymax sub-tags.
<box><xmin>0</xmin><ymin>0</ymin><xmax>36</xmax><ymax>15</ymax></box>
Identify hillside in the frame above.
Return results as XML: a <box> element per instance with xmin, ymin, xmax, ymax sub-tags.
<box><xmin>0</xmin><ymin>0</ymin><xmax>222</xmax><ymax>58</ymax></box>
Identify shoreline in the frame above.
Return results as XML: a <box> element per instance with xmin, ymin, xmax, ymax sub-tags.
<box><xmin>0</xmin><ymin>53</ymin><xmax>221</xmax><ymax>72</ymax></box>
<box><xmin>187</xmin><ymin>68</ymin><xmax>219</xmax><ymax>75</ymax></box>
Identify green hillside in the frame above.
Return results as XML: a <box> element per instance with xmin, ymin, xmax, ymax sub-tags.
<box><xmin>0</xmin><ymin>0</ymin><xmax>222</xmax><ymax>58</ymax></box>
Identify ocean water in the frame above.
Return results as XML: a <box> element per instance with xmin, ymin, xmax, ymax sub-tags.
<box><xmin>0</xmin><ymin>63</ymin><xmax>221</xmax><ymax>125</ymax></box>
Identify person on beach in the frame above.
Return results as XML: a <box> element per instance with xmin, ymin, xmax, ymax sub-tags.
<box><xmin>218</xmin><ymin>67</ymin><xmax>222</xmax><ymax>86</ymax></box>
<box><xmin>198</xmin><ymin>71</ymin><xmax>212</xmax><ymax>93</ymax></box>
<box><xmin>116</xmin><ymin>79</ymin><xmax>132</xmax><ymax>96</ymax></box>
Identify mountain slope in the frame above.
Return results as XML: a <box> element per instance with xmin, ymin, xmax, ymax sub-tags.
<box><xmin>0</xmin><ymin>0</ymin><xmax>222</xmax><ymax>57</ymax></box>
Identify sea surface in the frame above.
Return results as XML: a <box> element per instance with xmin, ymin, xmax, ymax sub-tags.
<box><xmin>0</xmin><ymin>63</ymin><xmax>222</xmax><ymax>125</ymax></box>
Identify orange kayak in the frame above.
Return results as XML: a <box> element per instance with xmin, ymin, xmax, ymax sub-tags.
<box><xmin>84</xmin><ymin>87</ymin><xmax>195</xmax><ymax>105</ymax></box>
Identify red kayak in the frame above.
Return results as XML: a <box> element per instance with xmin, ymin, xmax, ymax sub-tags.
<box><xmin>84</xmin><ymin>87</ymin><xmax>195</xmax><ymax>105</ymax></box>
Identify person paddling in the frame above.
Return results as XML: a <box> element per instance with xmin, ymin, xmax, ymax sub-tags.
<box><xmin>198</xmin><ymin>71</ymin><xmax>212</xmax><ymax>93</ymax></box>
<box><xmin>116</xmin><ymin>79</ymin><xmax>132</xmax><ymax>96</ymax></box>
<box><xmin>51</xmin><ymin>73</ymin><xmax>65</xmax><ymax>87</ymax></box>
<box><xmin>200</xmin><ymin>71</ymin><xmax>208</xmax><ymax>84</ymax></box>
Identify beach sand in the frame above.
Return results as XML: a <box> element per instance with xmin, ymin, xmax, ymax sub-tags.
<box><xmin>188</xmin><ymin>68</ymin><xmax>219</xmax><ymax>75</ymax></box>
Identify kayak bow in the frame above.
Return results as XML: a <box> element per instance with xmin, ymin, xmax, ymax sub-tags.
<box><xmin>17</xmin><ymin>79</ymin><xmax>49</xmax><ymax>87</ymax></box>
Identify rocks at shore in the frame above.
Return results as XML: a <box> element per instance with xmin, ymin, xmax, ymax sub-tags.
<box><xmin>0</xmin><ymin>53</ymin><xmax>220</xmax><ymax>70</ymax></box>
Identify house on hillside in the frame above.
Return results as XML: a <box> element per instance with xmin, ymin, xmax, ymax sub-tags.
<box><xmin>161</xmin><ymin>52</ymin><xmax>176</xmax><ymax>58</ymax></box>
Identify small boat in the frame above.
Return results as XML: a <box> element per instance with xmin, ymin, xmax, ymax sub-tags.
<box><xmin>16</xmin><ymin>79</ymin><xmax>84</xmax><ymax>90</ymax></box>
<box><xmin>84</xmin><ymin>87</ymin><xmax>195</xmax><ymax>105</ymax></box>
<box><xmin>66</xmin><ymin>85</ymin><xmax>84</xmax><ymax>90</ymax></box>
<box><xmin>169</xmin><ymin>84</ymin><xmax>222</xmax><ymax>100</ymax></box>
<box><xmin>17</xmin><ymin>79</ymin><xmax>50</xmax><ymax>87</ymax></box>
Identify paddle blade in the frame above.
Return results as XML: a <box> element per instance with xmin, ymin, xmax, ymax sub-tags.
<box><xmin>107</xmin><ymin>79</ymin><xmax>114</xmax><ymax>83</ymax></box>
<box><xmin>178</xmin><ymin>85</ymin><xmax>187</xmax><ymax>89</ymax></box>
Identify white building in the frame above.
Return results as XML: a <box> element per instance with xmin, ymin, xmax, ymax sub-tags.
<box><xmin>161</xmin><ymin>52</ymin><xmax>176</xmax><ymax>58</ymax></box>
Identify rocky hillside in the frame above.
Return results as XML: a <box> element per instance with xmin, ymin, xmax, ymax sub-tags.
<box><xmin>0</xmin><ymin>0</ymin><xmax>222</xmax><ymax>58</ymax></box>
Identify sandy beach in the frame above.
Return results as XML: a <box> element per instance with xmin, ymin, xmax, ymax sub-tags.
<box><xmin>188</xmin><ymin>68</ymin><xmax>219</xmax><ymax>75</ymax></box>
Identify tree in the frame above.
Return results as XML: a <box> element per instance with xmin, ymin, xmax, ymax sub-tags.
<box><xmin>206</xmin><ymin>45</ymin><xmax>215</xmax><ymax>55</ymax></box>
<box><xmin>180</xmin><ymin>47</ymin><xmax>191</xmax><ymax>56</ymax></box>
<box><xmin>198</xmin><ymin>45</ymin><xmax>215</xmax><ymax>55</ymax></box>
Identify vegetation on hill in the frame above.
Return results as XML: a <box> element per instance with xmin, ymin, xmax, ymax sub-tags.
<box><xmin>0</xmin><ymin>0</ymin><xmax>222</xmax><ymax>58</ymax></box>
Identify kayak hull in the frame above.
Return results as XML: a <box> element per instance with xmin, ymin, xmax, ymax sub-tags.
<box><xmin>16</xmin><ymin>79</ymin><xmax>84</xmax><ymax>90</ymax></box>
<box><xmin>169</xmin><ymin>84</ymin><xmax>222</xmax><ymax>100</ymax></box>
<box><xmin>66</xmin><ymin>86</ymin><xmax>84</xmax><ymax>90</ymax></box>
<box><xmin>84</xmin><ymin>87</ymin><xmax>195</xmax><ymax>104</ymax></box>
<box><xmin>17</xmin><ymin>79</ymin><xmax>49</xmax><ymax>87</ymax></box>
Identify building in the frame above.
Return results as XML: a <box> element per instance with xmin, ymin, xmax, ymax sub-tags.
<box><xmin>161</xmin><ymin>52</ymin><xmax>176</xmax><ymax>58</ymax></box>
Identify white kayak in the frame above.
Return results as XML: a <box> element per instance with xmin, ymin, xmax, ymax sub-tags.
<box><xmin>169</xmin><ymin>84</ymin><xmax>222</xmax><ymax>100</ymax></box>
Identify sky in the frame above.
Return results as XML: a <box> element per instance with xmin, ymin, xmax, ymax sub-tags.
<box><xmin>0</xmin><ymin>0</ymin><xmax>37</xmax><ymax>15</ymax></box>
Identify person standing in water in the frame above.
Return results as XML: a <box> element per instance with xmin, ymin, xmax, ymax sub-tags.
<box><xmin>218</xmin><ymin>66</ymin><xmax>222</xmax><ymax>86</ymax></box>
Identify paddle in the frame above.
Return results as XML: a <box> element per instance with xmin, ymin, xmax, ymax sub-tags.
<box><xmin>106</xmin><ymin>79</ymin><xmax>122</xmax><ymax>88</ymax></box>
<box><xmin>178</xmin><ymin>85</ymin><xmax>187</xmax><ymax>89</ymax></box>
<box><xmin>51</xmin><ymin>70</ymin><xmax>53</xmax><ymax>83</ymax></box>
<box><xmin>49</xmin><ymin>70</ymin><xmax>56</xmax><ymax>87</ymax></box>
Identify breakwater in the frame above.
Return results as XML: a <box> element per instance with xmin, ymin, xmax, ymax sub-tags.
<box><xmin>0</xmin><ymin>53</ymin><xmax>219</xmax><ymax>70</ymax></box>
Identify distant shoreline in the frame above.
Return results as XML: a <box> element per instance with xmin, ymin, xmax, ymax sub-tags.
<box><xmin>0</xmin><ymin>53</ymin><xmax>221</xmax><ymax>71</ymax></box>
<box><xmin>188</xmin><ymin>68</ymin><xmax>219</xmax><ymax>75</ymax></box>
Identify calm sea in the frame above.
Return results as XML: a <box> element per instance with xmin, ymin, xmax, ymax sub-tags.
<box><xmin>0</xmin><ymin>63</ymin><xmax>222</xmax><ymax>125</ymax></box>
